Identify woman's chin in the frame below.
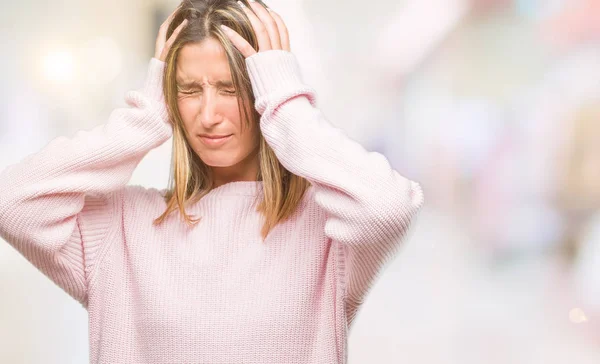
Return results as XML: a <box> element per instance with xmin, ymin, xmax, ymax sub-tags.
<box><xmin>199</xmin><ymin>154</ymin><xmax>238</xmax><ymax>168</ymax></box>
<box><xmin>203</xmin><ymin>161</ymin><xmax>234</xmax><ymax>168</ymax></box>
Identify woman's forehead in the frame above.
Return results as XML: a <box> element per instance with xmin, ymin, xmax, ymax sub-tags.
<box><xmin>176</xmin><ymin>39</ymin><xmax>232</xmax><ymax>84</ymax></box>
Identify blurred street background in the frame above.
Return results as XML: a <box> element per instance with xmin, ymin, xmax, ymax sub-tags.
<box><xmin>1</xmin><ymin>0</ymin><xmax>599</xmax><ymax>362</ymax></box>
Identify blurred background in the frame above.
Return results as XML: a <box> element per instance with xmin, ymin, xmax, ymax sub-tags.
<box><xmin>1</xmin><ymin>0</ymin><xmax>600</xmax><ymax>362</ymax></box>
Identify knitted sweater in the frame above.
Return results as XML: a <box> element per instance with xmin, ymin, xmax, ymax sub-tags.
<box><xmin>0</xmin><ymin>50</ymin><xmax>424</xmax><ymax>364</ymax></box>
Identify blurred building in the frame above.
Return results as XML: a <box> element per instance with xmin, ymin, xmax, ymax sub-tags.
<box><xmin>1</xmin><ymin>0</ymin><xmax>599</xmax><ymax>363</ymax></box>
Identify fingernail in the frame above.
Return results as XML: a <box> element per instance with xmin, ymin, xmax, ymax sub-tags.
<box><xmin>220</xmin><ymin>24</ymin><xmax>231</xmax><ymax>32</ymax></box>
<box><xmin>237</xmin><ymin>1</ymin><xmax>246</xmax><ymax>8</ymax></box>
<box><xmin>248</xmin><ymin>0</ymin><xmax>256</xmax><ymax>3</ymax></box>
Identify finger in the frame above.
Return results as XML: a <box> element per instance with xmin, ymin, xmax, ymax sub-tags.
<box><xmin>161</xmin><ymin>19</ymin><xmax>188</xmax><ymax>58</ymax></box>
<box><xmin>163</xmin><ymin>6</ymin><xmax>179</xmax><ymax>27</ymax></box>
<box><xmin>157</xmin><ymin>7</ymin><xmax>179</xmax><ymax>47</ymax></box>
<box><xmin>266</xmin><ymin>8</ymin><xmax>289</xmax><ymax>51</ymax></box>
<box><xmin>169</xmin><ymin>19</ymin><xmax>188</xmax><ymax>42</ymax></box>
<box><xmin>248</xmin><ymin>1</ymin><xmax>281</xmax><ymax>50</ymax></box>
<box><xmin>237</xmin><ymin>1</ymin><xmax>272</xmax><ymax>51</ymax></box>
<box><xmin>221</xmin><ymin>25</ymin><xmax>257</xmax><ymax>58</ymax></box>
<box><xmin>160</xmin><ymin>9</ymin><xmax>177</xmax><ymax>35</ymax></box>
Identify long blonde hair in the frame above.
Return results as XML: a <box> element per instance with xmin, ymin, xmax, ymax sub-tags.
<box><xmin>153</xmin><ymin>0</ymin><xmax>310</xmax><ymax>240</ymax></box>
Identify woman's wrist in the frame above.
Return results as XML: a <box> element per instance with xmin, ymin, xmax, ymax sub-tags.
<box><xmin>244</xmin><ymin>50</ymin><xmax>305</xmax><ymax>100</ymax></box>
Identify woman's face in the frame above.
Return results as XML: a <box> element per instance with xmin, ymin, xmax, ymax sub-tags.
<box><xmin>175</xmin><ymin>38</ymin><xmax>260</xmax><ymax>176</ymax></box>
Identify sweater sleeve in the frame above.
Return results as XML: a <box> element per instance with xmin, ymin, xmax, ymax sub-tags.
<box><xmin>0</xmin><ymin>58</ymin><xmax>172</xmax><ymax>306</ymax></box>
<box><xmin>245</xmin><ymin>50</ymin><xmax>425</xmax><ymax>326</ymax></box>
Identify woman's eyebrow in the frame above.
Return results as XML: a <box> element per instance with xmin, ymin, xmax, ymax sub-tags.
<box><xmin>176</xmin><ymin>80</ymin><xmax>234</xmax><ymax>89</ymax></box>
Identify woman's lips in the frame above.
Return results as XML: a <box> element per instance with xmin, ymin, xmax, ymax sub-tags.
<box><xmin>199</xmin><ymin>134</ymin><xmax>233</xmax><ymax>147</ymax></box>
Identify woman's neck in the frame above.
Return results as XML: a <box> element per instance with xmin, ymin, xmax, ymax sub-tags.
<box><xmin>211</xmin><ymin>149</ymin><xmax>260</xmax><ymax>188</ymax></box>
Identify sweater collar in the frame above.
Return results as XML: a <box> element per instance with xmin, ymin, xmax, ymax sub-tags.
<box><xmin>205</xmin><ymin>180</ymin><xmax>264</xmax><ymax>197</ymax></box>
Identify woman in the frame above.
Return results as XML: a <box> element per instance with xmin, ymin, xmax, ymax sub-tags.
<box><xmin>0</xmin><ymin>0</ymin><xmax>424</xmax><ymax>363</ymax></box>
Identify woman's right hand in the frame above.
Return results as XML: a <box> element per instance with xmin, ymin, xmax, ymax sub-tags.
<box><xmin>154</xmin><ymin>8</ymin><xmax>188</xmax><ymax>62</ymax></box>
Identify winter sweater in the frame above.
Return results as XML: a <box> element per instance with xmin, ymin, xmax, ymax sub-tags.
<box><xmin>0</xmin><ymin>50</ymin><xmax>424</xmax><ymax>364</ymax></box>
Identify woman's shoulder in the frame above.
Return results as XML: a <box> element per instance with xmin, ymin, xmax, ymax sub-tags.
<box><xmin>121</xmin><ymin>184</ymin><xmax>169</xmax><ymax>209</ymax></box>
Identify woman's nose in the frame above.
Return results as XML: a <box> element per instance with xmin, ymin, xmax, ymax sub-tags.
<box><xmin>199</xmin><ymin>93</ymin><xmax>222</xmax><ymax>128</ymax></box>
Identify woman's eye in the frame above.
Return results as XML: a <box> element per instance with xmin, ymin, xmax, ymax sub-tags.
<box><xmin>222</xmin><ymin>90</ymin><xmax>236</xmax><ymax>95</ymax></box>
<box><xmin>181</xmin><ymin>90</ymin><xmax>200</xmax><ymax>95</ymax></box>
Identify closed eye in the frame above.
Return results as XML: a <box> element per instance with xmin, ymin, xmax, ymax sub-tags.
<box><xmin>178</xmin><ymin>90</ymin><xmax>236</xmax><ymax>96</ymax></box>
<box><xmin>177</xmin><ymin>87</ymin><xmax>201</xmax><ymax>94</ymax></box>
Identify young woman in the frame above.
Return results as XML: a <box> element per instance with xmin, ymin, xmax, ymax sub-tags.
<box><xmin>0</xmin><ymin>1</ymin><xmax>424</xmax><ymax>363</ymax></box>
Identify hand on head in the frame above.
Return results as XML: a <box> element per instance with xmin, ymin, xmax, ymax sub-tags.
<box><xmin>155</xmin><ymin>7</ymin><xmax>189</xmax><ymax>62</ymax></box>
<box><xmin>221</xmin><ymin>1</ymin><xmax>290</xmax><ymax>58</ymax></box>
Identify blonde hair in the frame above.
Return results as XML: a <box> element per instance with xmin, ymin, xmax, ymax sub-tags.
<box><xmin>152</xmin><ymin>0</ymin><xmax>310</xmax><ymax>240</ymax></box>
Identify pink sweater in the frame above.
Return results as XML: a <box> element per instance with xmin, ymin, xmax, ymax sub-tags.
<box><xmin>0</xmin><ymin>50</ymin><xmax>424</xmax><ymax>364</ymax></box>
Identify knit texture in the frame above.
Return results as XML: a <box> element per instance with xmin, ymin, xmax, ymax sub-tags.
<box><xmin>0</xmin><ymin>50</ymin><xmax>424</xmax><ymax>364</ymax></box>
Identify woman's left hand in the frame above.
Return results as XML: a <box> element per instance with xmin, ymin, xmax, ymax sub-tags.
<box><xmin>221</xmin><ymin>1</ymin><xmax>290</xmax><ymax>58</ymax></box>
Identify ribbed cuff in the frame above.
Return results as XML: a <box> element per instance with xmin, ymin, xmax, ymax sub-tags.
<box><xmin>143</xmin><ymin>58</ymin><xmax>167</xmax><ymax>104</ymax></box>
<box><xmin>244</xmin><ymin>50</ymin><xmax>305</xmax><ymax>99</ymax></box>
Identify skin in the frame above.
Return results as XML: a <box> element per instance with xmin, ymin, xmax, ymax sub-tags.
<box><xmin>155</xmin><ymin>2</ymin><xmax>291</xmax><ymax>188</ymax></box>
<box><xmin>176</xmin><ymin>39</ymin><xmax>261</xmax><ymax>187</ymax></box>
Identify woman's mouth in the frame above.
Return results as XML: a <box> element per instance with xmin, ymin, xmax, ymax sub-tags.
<box><xmin>199</xmin><ymin>134</ymin><xmax>233</xmax><ymax>147</ymax></box>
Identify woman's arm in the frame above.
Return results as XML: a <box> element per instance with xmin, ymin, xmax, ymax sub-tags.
<box><xmin>0</xmin><ymin>58</ymin><xmax>171</xmax><ymax>306</ymax></box>
<box><xmin>245</xmin><ymin>50</ymin><xmax>424</xmax><ymax>325</ymax></box>
<box><xmin>0</xmin><ymin>12</ymin><xmax>187</xmax><ymax>306</ymax></box>
<box><xmin>223</xmin><ymin>2</ymin><xmax>424</xmax><ymax>326</ymax></box>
